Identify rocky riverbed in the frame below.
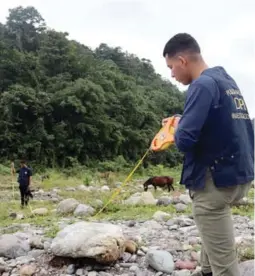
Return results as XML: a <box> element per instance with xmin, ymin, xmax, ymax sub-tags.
<box><xmin>0</xmin><ymin>211</ymin><xmax>254</xmax><ymax>276</ymax></box>
<box><xmin>0</xmin><ymin>182</ymin><xmax>254</xmax><ymax>276</ymax></box>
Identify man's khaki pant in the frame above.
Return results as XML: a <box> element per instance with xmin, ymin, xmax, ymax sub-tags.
<box><xmin>190</xmin><ymin>170</ymin><xmax>252</xmax><ymax>276</ymax></box>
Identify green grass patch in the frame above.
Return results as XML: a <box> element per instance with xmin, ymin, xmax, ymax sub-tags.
<box><xmin>44</xmin><ymin>223</ymin><xmax>61</xmax><ymax>238</ymax></box>
<box><xmin>0</xmin><ymin>163</ymin><xmax>254</xmax><ymax>235</ymax></box>
<box><xmin>231</xmin><ymin>187</ymin><xmax>254</xmax><ymax>218</ymax></box>
<box><xmin>232</xmin><ymin>204</ymin><xmax>254</xmax><ymax>219</ymax></box>
<box><xmin>238</xmin><ymin>246</ymin><xmax>254</xmax><ymax>261</ymax></box>
<box><xmin>94</xmin><ymin>203</ymin><xmax>192</xmax><ymax>221</ymax></box>
<box><xmin>247</xmin><ymin>187</ymin><xmax>254</xmax><ymax>200</ymax></box>
<box><xmin>0</xmin><ymin>199</ymin><xmax>57</xmax><ymax>229</ymax></box>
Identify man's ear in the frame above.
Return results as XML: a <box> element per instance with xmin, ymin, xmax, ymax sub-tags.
<box><xmin>177</xmin><ymin>55</ymin><xmax>187</xmax><ymax>66</ymax></box>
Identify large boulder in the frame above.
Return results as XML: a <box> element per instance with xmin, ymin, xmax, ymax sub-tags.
<box><xmin>0</xmin><ymin>234</ymin><xmax>30</xmax><ymax>259</ymax></box>
<box><xmin>50</xmin><ymin>221</ymin><xmax>125</xmax><ymax>264</ymax></box>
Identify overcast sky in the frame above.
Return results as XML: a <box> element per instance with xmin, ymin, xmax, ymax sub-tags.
<box><xmin>1</xmin><ymin>0</ymin><xmax>254</xmax><ymax>117</ymax></box>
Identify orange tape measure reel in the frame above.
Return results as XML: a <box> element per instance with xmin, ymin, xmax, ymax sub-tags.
<box><xmin>150</xmin><ymin>115</ymin><xmax>181</xmax><ymax>152</ymax></box>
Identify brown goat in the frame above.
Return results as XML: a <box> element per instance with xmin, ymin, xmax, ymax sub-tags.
<box><xmin>143</xmin><ymin>176</ymin><xmax>174</xmax><ymax>192</ymax></box>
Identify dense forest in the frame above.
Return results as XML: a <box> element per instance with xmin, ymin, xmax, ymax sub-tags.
<box><xmin>0</xmin><ymin>6</ymin><xmax>186</xmax><ymax>169</ymax></box>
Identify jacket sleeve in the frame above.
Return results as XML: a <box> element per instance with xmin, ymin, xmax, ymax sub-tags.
<box><xmin>174</xmin><ymin>82</ymin><xmax>214</xmax><ymax>153</ymax></box>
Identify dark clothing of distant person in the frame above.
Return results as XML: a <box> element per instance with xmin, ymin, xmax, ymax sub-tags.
<box><xmin>16</xmin><ymin>166</ymin><xmax>33</xmax><ymax>207</ymax></box>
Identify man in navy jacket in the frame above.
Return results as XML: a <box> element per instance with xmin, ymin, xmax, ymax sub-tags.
<box><xmin>12</xmin><ymin>160</ymin><xmax>33</xmax><ymax>208</ymax></box>
<box><xmin>162</xmin><ymin>33</ymin><xmax>254</xmax><ymax>276</ymax></box>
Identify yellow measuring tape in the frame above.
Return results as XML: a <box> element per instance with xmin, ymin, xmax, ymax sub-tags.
<box><xmin>91</xmin><ymin>148</ymin><xmax>151</xmax><ymax>219</ymax></box>
<box><xmin>12</xmin><ymin>178</ymin><xmax>15</xmax><ymax>200</ymax></box>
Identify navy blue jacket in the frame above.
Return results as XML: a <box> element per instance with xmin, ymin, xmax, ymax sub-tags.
<box><xmin>175</xmin><ymin>66</ymin><xmax>254</xmax><ymax>190</ymax></box>
<box><xmin>17</xmin><ymin>167</ymin><xmax>32</xmax><ymax>187</ymax></box>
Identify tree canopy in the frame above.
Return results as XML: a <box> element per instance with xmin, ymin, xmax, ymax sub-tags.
<box><xmin>0</xmin><ymin>6</ymin><xmax>185</xmax><ymax>169</ymax></box>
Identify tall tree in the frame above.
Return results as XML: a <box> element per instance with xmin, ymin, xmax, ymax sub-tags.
<box><xmin>6</xmin><ymin>6</ymin><xmax>46</xmax><ymax>51</ymax></box>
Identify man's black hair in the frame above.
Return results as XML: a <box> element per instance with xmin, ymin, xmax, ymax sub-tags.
<box><xmin>20</xmin><ymin>160</ymin><xmax>26</xmax><ymax>164</ymax></box>
<box><xmin>163</xmin><ymin>33</ymin><xmax>201</xmax><ymax>58</ymax></box>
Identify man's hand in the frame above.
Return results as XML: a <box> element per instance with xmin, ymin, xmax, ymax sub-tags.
<box><xmin>161</xmin><ymin>115</ymin><xmax>182</xmax><ymax>127</ymax></box>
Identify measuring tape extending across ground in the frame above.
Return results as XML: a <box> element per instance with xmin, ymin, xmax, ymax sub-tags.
<box><xmin>90</xmin><ymin>148</ymin><xmax>151</xmax><ymax>219</ymax></box>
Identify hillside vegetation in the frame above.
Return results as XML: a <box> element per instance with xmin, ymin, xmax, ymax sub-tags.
<box><xmin>0</xmin><ymin>6</ymin><xmax>185</xmax><ymax>171</ymax></box>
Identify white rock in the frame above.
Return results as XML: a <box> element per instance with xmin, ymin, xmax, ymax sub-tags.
<box><xmin>235</xmin><ymin>235</ymin><xmax>254</xmax><ymax>246</ymax></box>
<box><xmin>16</xmin><ymin>213</ymin><xmax>25</xmax><ymax>220</ymax></box>
<box><xmin>179</xmin><ymin>225</ymin><xmax>197</xmax><ymax>234</ymax></box>
<box><xmin>152</xmin><ymin>211</ymin><xmax>171</xmax><ymax>221</ymax></box>
<box><xmin>146</xmin><ymin>249</ymin><xmax>174</xmax><ymax>273</ymax></box>
<box><xmin>88</xmin><ymin>272</ymin><xmax>98</xmax><ymax>276</ymax></box>
<box><xmin>50</xmin><ymin>221</ymin><xmax>125</xmax><ymax>264</ymax></box>
<box><xmin>92</xmin><ymin>199</ymin><xmax>103</xmax><ymax>208</ymax></box>
<box><xmin>0</xmin><ymin>257</ymin><xmax>6</xmax><ymax>265</ymax></box>
<box><xmin>179</xmin><ymin>194</ymin><xmax>192</xmax><ymax>204</ymax></box>
<box><xmin>20</xmin><ymin>264</ymin><xmax>37</xmax><ymax>276</ymax></box>
<box><xmin>172</xmin><ymin>269</ymin><xmax>191</xmax><ymax>276</ymax></box>
<box><xmin>101</xmin><ymin>185</ymin><xmax>110</xmax><ymax>192</ymax></box>
<box><xmin>156</xmin><ymin>196</ymin><xmax>172</xmax><ymax>206</ymax></box>
<box><xmin>65</xmin><ymin>187</ymin><xmax>76</xmax><ymax>191</ymax></box>
<box><xmin>140</xmin><ymin>192</ymin><xmax>157</xmax><ymax>205</ymax></box>
<box><xmin>123</xmin><ymin>194</ymin><xmax>141</xmax><ymax>205</ymax></box>
<box><xmin>56</xmin><ymin>198</ymin><xmax>79</xmax><ymax>215</ymax></box>
<box><xmin>124</xmin><ymin>192</ymin><xmax>157</xmax><ymax>205</ymax></box>
<box><xmin>32</xmin><ymin>208</ymin><xmax>48</xmax><ymax>216</ymax></box>
<box><xmin>143</xmin><ymin>220</ymin><xmax>163</xmax><ymax>230</ymax></box>
<box><xmin>239</xmin><ymin>260</ymin><xmax>254</xmax><ymax>276</ymax></box>
<box><xmin>74</xmin><ymin>204</ymin><xmax>95</xmax><ymax>217</ymax></box>
<box><xmin>0</xmin><ymin>234</ymin><xmax>30</xmax><ymax>259</ymax></box>
<box><xmin>77</xmin><ymin>184</ymin><xmax>88</xmax><ymax>191</ymax></box>
<box><xmin>175</xmin><ymin>203</ymin><xmax>188</xmax><ymax>212</ymax></box>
